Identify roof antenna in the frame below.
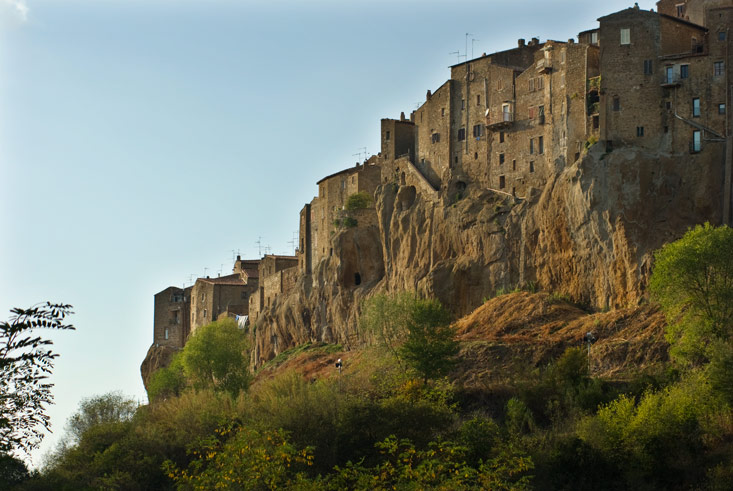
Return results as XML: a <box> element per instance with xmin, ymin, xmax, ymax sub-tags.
<box><xmin>472</xmin><ymin>38</ymin><xmax>479</xmax><ymax>59</ymax></box>
<box><xmin>464</xmin><ymin>32</ymin><xmax>473</xmax><ymax>61</ymax></box>
<box><xmin>449</xmin><ymin>51</ymin><xmax>460</xmax><ymax>63</ymax></box>
<box><xmin>255</xmin><ymin>236</ymin><xmax>263</xmax><ymax>257</ymax></box>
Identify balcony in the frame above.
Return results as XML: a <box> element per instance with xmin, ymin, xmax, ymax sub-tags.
<box><xmin>536</xmin><ymin>59</ymin><xmax>552</xmax><ymax>73</ymax></box>
<box><xmin>486</xmin><ymin>110</ymin><xmax>514</xmax><ymax>129</ymax></box>
<box><xmin>661</xmin><ymin>75</ymin><xmax>681</xmax><ymax>88</ymax></box>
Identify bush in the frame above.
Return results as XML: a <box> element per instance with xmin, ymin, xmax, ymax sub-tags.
<box><xmin>345</xmin><ymin>191</ymin><xmax>372</xmax><ymax>211</ymax></box>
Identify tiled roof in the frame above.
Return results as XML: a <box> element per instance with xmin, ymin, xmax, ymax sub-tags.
<box><xmin>198</xmin><ymin>273</ymin><xmax>245</xmax><ymax>286</ymax></box>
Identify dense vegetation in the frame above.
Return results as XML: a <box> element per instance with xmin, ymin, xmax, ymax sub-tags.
<box><xmin>8</xmin><ymin>224</ymin><xmax>733</xmax><ymax>490</ymax></box>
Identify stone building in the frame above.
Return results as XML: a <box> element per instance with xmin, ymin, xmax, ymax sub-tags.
<box><xmin>298</xmin><ymin>161</ymin><xmax>381</xmax><ymax>274</ymax></box>
<box><xmin>248</xmin><ymin>254</ymin><xmax>298</xmax><ymax>322</ymax></box>
<box><xmin>152</xmin><ymin>285</ymin><xmax>191</xmax><ymax>349</ymax></box>
<box><xmin>190</xmin><ymin>273</ymin><xmax>256</xmax><ymax>332</ymax></box>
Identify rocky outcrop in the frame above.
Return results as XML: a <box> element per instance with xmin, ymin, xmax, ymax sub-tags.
<box><xmin>140</xmin><ymin>344</ymin><xmax>179</xmax><ymax>391</ymax></box>
<box><xmin>250</xmin><ymin>144</ymin><xmax>723</xmax><ymax>367</ymax></box>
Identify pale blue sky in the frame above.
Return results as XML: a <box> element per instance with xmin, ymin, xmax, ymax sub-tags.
<box><xmin>0</xmin><ymin>0</ymin><xmax>656</xmax><ymax>465</ymax></box>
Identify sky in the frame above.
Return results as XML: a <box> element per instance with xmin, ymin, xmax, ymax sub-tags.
<box><xmin>0</xmin><ymin>0</ymin><xmax>658</xmax><ymax>466</ymax></box>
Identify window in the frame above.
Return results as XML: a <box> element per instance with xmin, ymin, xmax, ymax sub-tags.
<box><xmin>692</xmin><ymin>98</ymin><xmax>700</xmax><ymax>117</ymax></box>
<box><xmin>529</xmin><ymin>106</ymin><xmax>536</xmax><ymax>119</ymax></box>
<box><xmin>173</xmin><ymin>310</ymin><xmax>179</xmax><ymax>324</ymax></box>
<box><xmin>643</xmin><ymin>59</ymin><xmax>653</xmax><ymax>75</ymax></box>
<box><xmin>499</xmin><ymin>153</ymin><xmax>505</xmax><ymax>164</ymax></box>
<box><xmin>473</xmin><ymin>124</ymin><xmax>483</xmax><ymax>138</ymax></box>
<box><xmin>538</xmin><ymin>105</ymin><xmax>545</xmax><ymax>123</ymax></box>
<box><xmin>538</xmin><ymin>136</ymin><xmax>544</xmax><ymax>154</ymax></box>
<box><xmin>203</xmin><ymin>309</ymin><xmax>207</xmax><ymax>319</ymax></box>
<box><xmin>620</xmin><ymin>28</ymin><xmax>630</xmax><ymax>45</ymax></box>
<box><xmin>714</xmin><ymin>61</ymin><xmax>724</xmax><ymax>77</ymax></box>
<box><xmin>441</xmin><ymin>107</ymin><xmax>445</xmax><ymax>117</ymax></box>
<box><xmin>536</xmin><ymin>77</ymin><xmax>544</xmax><ymax>90</ymax></box>
<box><xmin>497</xmin><ymin>79</ymin><xmax>504</xmax><ymax>90</ymax></box>
<box><xmin>529</xmin><ymin>78</ymin><xmax>535</xmax><ymax>91</ymax></box>
<box><xmin>499</xmin><ymin>175</ymin><xmax>506</xmax><ymax>189</ymax></box>
<box><xmin>590</xmin><ymin>31</ymin><xmax>598</xmax><ymax>44</ymax></box>
<box><xmin>692</xmin><ymin>130</ymin><xmax>701</xmax><ymax>152</ymax></box>
<box><xmin>666</xmin><ymin>101</ymin><xmax>672</xmax><ymax>110</ymax></box>
<box><xmin>476</xmin><ymin>94</ymin><xmax>481</xmax><ymax>105</ymax></box>
<box><xmin>719</xmin><ymin>103</ymin><xmax>726</xmax><ymax>115</ymax></box>
<box><xmin>680</xmin><ymin>64</ymin><xmax>689</xmax><ymax>79</ymax></box>
<box><xmin>385</xmin><ymin>131</ymin><xmax>390</xmax><ymax>141</ymax></box>
<box><xmin>499</xmin><ymin>131</ymin><xmax>505</xmax><ymax>143</ymax></box>
<box><xmin>529</xmin><ymin>161</ymin><xmax>535</xmax><ymax>173</ymax></box>
<box><xmin>719</xmin><ymin>31</ymin><xmax>727</xmax><ymax>41</ymax></box>
<box><xmin>461</xmin><ymin>99</ymin><xmax>465</xmax><ymax>110</ymax></box>
<box><xmin>165</xmin><ymin>328</ymin><xmax>169</xmax><ymax>340</ymax></box>
<box><xmin>637</xmin><ymin>126</ymin><xmax>644</xmax><ymax>137</ymax></box>
<box><xmin>676</xmin><ymin>4</ymin><xmax>684</xmax><ymax>17</ymax></box>
<box><xmin>431</xmin><ymin>133</ymin><xmax>440</xmax><ymax>143</ymax></box>
<box><xmin>613</xmin><ymin>96</ymin><xmax>620</xmax><ymax>111</ymax></box>
<box><xmin>512</xmin><ymin>160</ymin><xmax>516</xmax><ymax>171</ymax></box>
<box><xmin>529</xmin><ymin>138</ymin><xmax>534</xmax><ymax>155</ymax></box>
<box><xmin>457</xmin><ymin>128</ymin><xmax>466</xmax><ymax>141</ymax></box>
<box><xmin>474</xmin><ymin>152</ymin><xmax>478</xmax><ymax>160</ymax></box>
<box><xmin>665</xmin><ymin>66</ymin><xmax>674</xmax><ymax>84</ymax></box>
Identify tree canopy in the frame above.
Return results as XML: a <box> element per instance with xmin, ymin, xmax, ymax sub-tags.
<box><xmin>649</xmin><ymin>223</ymin><xmax>733</xmax><ymax>364</ymax></box>
<box><xmin>0</xmin><ymin>302</ymin><xmax>74</xmax><ymax>454</ymax></box>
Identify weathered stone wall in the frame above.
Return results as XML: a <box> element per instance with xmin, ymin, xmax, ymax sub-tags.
<box><xmin>152</xmin><ymin>286</ymin><xmax>189</xmax><ymax>349</ymax></box>
<box><xmin>381</xmin><ymin>118</ymin><xmax>416</xmax><ymax>162</ymax></box>
<box><xmin>414</xmin><ymin>80</ymin><xmax>452</xmax><ymax>188</ymax></box>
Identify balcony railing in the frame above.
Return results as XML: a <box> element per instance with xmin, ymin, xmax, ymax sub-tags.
<box><xmin>487</xmin><ymin>110</ymin><xmax>514</xmax><ymax>128</ymax></box>
<box><xmin>661</xmin><ymin>76</ymin><xmax>681</xmax><ymax>87</ymax></box>
<box><xmin>536</xmin><ymin>59</ymin><xmax>552</xmax><ymax>73</ymax></box>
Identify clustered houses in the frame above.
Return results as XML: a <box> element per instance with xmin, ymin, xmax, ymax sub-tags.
<box><xmin>149</xmin><ymin>0</ymin><xmax>732</xmax><ymax>353</ymax></box>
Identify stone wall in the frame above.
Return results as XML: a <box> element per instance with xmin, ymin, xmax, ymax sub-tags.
<box><xmin>152</xmin><ymin>286</ymin><xmax>190</xmax><ymax>349</ymax></box>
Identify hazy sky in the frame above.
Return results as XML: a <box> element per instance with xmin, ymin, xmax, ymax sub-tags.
<box><xmin>0</xmin><ymin>0</ymin><xmax>657</xmax><ymax>465</ymax></box>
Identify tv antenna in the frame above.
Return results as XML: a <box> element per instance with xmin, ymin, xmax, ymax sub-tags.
<box><xmin>290</xmin><ymin>231</ymin><xmax>299</xmax><ymax>254</ymax></box>
<box><xmin>472</xmin><ymin>38</ymin><xmax>479</xmax><ymax>59</ymax></box>
<box><xmin>465</xmin><ymin>32</ymin><xmax>473</xmax><ymax>61</ymax></box>
<box><xmin>449</xmin><ymin>51</ymin><xmax>460</xmax><ymax>63</ymax></box>
<box><xmin>255</xmin><ymin>236</ymin><xmax>263</xmax><ymax>257</ymax></box>
<box><xmin>265</xmin><ymin>245</ymin><xmax>272</xmax><ymax>255</ymax></box>
<box><xmin>203</xmin><ymin>267</ymin><xmax>208</xmax><ymax>277</ymax></box>
<box><xmin>353</xmin><ymin>147</ymin><xmax>367</xmax><ymax>163</ymax></box>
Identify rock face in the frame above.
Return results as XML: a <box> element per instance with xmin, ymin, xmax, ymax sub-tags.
<box><xmin>140</xmin><ymin>344</ymin><xmax>179</xmax><ymax>391</ymax></box>
<box><xmin>250</xmin><ymin>144</ymin><xmax>723</xmax><ymax>367</ymax></box>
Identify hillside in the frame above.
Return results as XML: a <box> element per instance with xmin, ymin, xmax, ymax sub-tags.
<box><xmin>250</xmin><ymin>291</ymin><xmax>669</xmax><ymax>389</ymax></box>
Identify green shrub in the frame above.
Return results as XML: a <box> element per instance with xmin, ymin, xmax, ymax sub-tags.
<box><xmin>345</xmin><ymin>191</ymin><xmax>373</xmax><ymax>210</ymax></box>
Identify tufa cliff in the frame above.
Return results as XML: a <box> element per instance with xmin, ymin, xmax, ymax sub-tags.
<box><xmin>249</xmin><ymin>144</ymin><xmax>723</xmax><ymax>367</ymax></box>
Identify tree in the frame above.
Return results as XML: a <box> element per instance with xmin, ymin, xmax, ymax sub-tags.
<box><xmin>361</xmin><ymin>293</ymin><xmax>459</xmax><ymax>383</ymax></box>
<box><xmin>399</xmin><ymin>297</ymin><xmax>458</xmax><ymax>383</ymax></box>
<box><xmin>64</xmin><ymin>392</ymin><xmax>137</xmax><ymax>445</ymax></box>
<box><xmin>360</xmin><ymin>292</ymin><xmax>415</xmax><ymax>362</ymax></box>
<box><xmin>181</xmin><ymin>318</ymin><xmax>251</xmax><ymax>396</ymax></box>
<box><xmin>0</xmin><ymin>302</ymin><xmax>74</xmax><ymax>454</ymax></box>
<box><xmin>649</xmin><ymin>223</ymin><xmax>733</xmax><ymax>365</ymax></box>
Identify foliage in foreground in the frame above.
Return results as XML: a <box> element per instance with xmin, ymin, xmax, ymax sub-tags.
<box><xmin>0</xmin><ymin>303</ymin><xmax>74</xmax><ymax>454</ymax></box>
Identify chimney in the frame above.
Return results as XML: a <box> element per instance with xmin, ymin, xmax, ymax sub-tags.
<box><xmin>518</xmin><ymin>38</ymin><xmax>526</xmax><ymax>47</ymax></box>
<box><xmin>400</xmin><ymin>111</ymin><xmax>406</xmax><ymax>121</ymax></box>
<box><xmin>236</xmin><ymin>255</ymin><xmax>241</xmax><ymax>261</ymax></box>
<box><xmin>531</xmin><ymin>37</ymin><xmax>540</xmax><ymax>46</ymax></box>
<box><xmin>426</xmin><ymin>89</ymin><xmax>432</xmax><ymax>100</ymax></box>
<box><xmin>410</xmin><ymin>111</ymin><xmax>415</xmax><ymax>122</ymax></box>
<box><xmin>568</xmin><ymin>38</ymin><xmax>575</xmax><ymax>44</ymax></box>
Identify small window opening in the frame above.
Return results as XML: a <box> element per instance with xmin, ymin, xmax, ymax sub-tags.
<box><xmin>354</xmin><ymin>272</ymin><xmax>361</xmax><ymax>286</ymax></box>
<box><xmin>385</xmin><ymin>130</ymin><xmax>390</xmax><ymax>141</ymax></box>
<box><xmin>529</xmin><ymin>161</ymin><xmax>535</xmax><ymax>173</ymax></box>
<box><xmin>499</xmin><ymin>176</ymin><xmax>506</xmax><ymax>189</ymax></box>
